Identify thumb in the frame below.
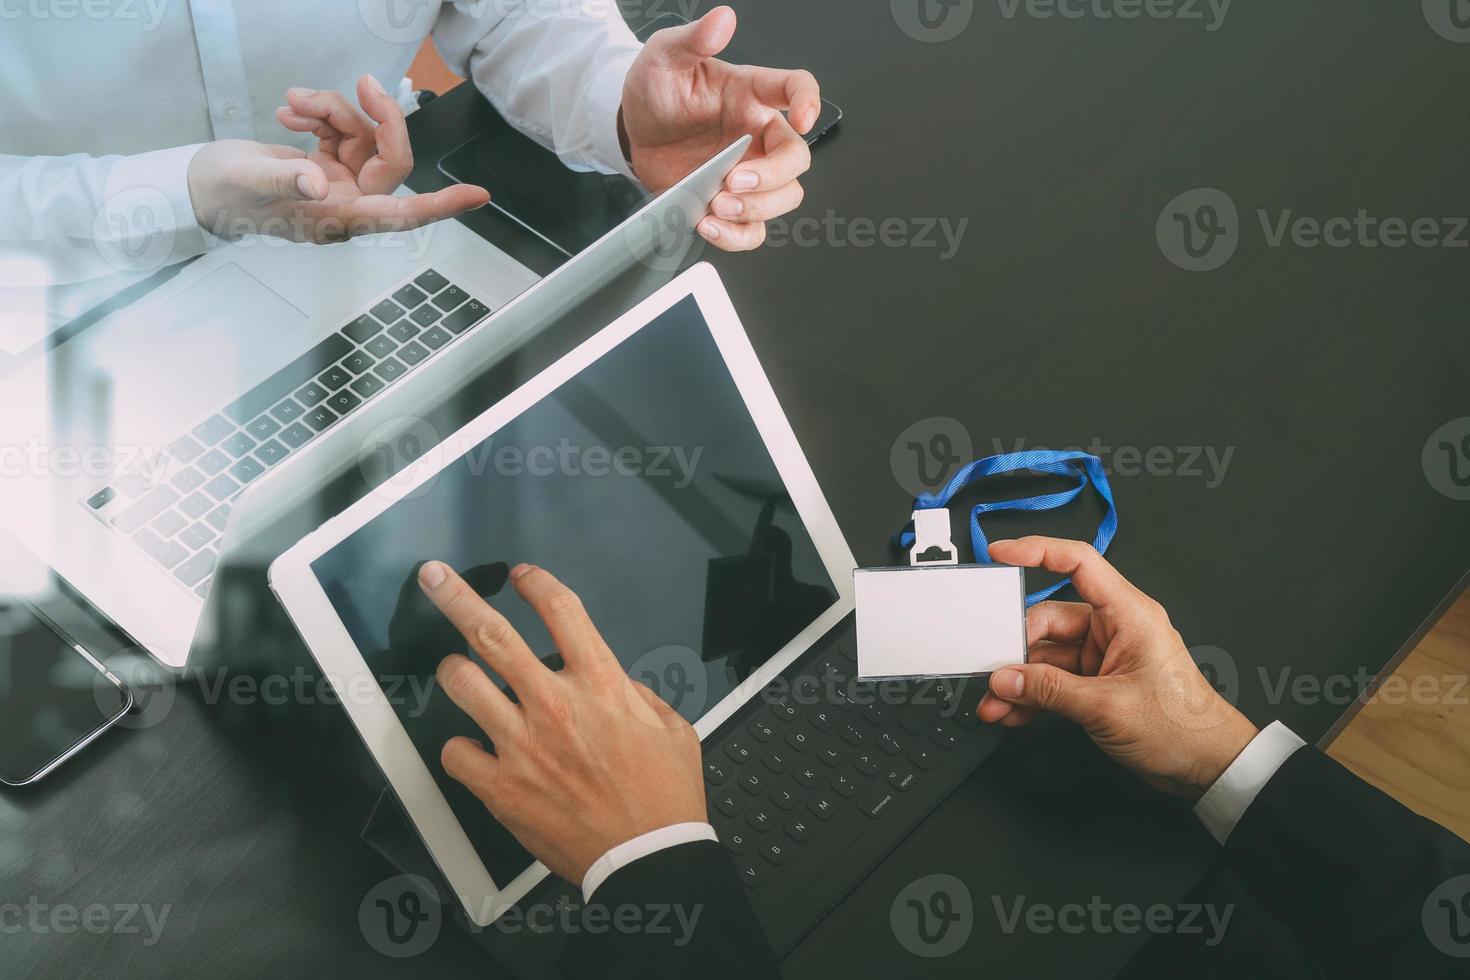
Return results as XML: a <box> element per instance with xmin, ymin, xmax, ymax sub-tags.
<box><xmin>988</xmin><ymin>664</ymin><xmax>1101</xmax><ymax>726</ymax></box>
<box><xmin>253</xmin><ymin>155</ymin><xmax>327</xmax><ymax>203</ymax></box>
<box><xmin>646</xmin><ymin>6</ymin><xmax>736</xmax><ymax>69</ymax></box>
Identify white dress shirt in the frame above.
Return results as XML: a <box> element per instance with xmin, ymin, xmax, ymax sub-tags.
<box><xmin>0</xmin><ymin>0</ymin><xmax>641</xmax><ymax>342</ymax></box>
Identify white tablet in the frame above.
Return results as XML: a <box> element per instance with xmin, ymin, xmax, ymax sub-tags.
<box><xmin>268</xmin><ymin>263</ymin><xmax>858</xmax><ymax>926</ymax></box>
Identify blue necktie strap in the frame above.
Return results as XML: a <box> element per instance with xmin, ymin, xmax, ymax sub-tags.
<box><xmin>896</xmin><ymin>450</ymin><xmax>1118</xmax><ymax>606</ymax></box>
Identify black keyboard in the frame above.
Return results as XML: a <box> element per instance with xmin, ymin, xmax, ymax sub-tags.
<box><xmin>702</xmin><ymin>624</ymin><xmax>1006</xmax><ymax>955</ymax></box>
<box><xmin>81</xmin><ymin>268</ymin><xmax>494</xmax><ymax>600</ymax></box>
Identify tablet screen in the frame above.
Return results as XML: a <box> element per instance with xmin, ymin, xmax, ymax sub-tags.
<box><xmin>310</xmin><ymin>296</ymin><xmax>839</xmax><ymax>886</ymax></box>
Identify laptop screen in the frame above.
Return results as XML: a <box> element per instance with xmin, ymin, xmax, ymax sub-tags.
<box><xmin>309</xmin><ymin>295</ymin><xmax>839</xmax><ymax>887</ymax></box>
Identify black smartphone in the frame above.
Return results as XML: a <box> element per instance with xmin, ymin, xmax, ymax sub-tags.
<box><xmin>0</xmin><ymin>597</ymin><xmax>132</xmax><ymax>786</ymax></box>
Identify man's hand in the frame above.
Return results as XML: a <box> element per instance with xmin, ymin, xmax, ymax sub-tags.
<box><xmin>418</xmin><ymin>560</ymin><xmax>706</xmax><ymax>886</ymax></box>
<box><xmin>187</xmin><ymin>75</ymin><xmax>489</xmax><ymax>244</ymax></box>
<box><xmin>620</xmin><ymin>6</ymin><xmax>821</xmax><ymax>252</ymax></box>
<box><xmin>977</xmin><ymin>537</ymin><xmax>1259</xmax><ymax>799</ymax></box>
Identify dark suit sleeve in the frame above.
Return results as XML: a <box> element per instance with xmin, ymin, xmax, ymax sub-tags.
<box><xmin>559</xmin><ymin>839</ymin><xmax>779</xmax><ymax>980</ymax></box>
<box><xmin>1222</xmin><ymin>745</ymin><xmax>1470</xmax><ymax>976</ymax></box>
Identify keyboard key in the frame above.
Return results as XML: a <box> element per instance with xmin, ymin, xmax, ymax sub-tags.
<box><xmin>294</xmin><ymin>381</ymin><xmax>329</xmax><ymax>406</ymax></box>
<box><xmin>852</xmin><ymin>752</ymin><xmax>881</xmax><ymax>777</ymax></box>
<box><xmin>419</xmin><ymin>325</ymin><xmax>451</xmax><ymax>349</ymax></box>
<box><xmin>254</xmin><ymin>439</ymin><xmax>289</xmax><ymax>466</ymax></box>
<box><xmin>344</xmin><ymin>315</ymin><xmax>382</xmax><ymax>343</ymax></box>
<box><xmin>761</xmin><ymin>750</ymin><xmax>791</xmax><ymax>774</ymax></box>
<box><xmin>860</xmin><ymin>702</ymin><xmax>889</xmax><ymax>727</ymax></box>
<box><xmin>132</xmin><ymin>528</ymin><xmax>187</xmax><ymax>569</ymax></box>
<box><xmin>221</xmin><ymin>333</ymin><xmax>353</xmax><ymax>424</ymax></box>
<box><xmin>205</xmin><ymin>473</ymin><xmax>241</xmax><ymax>500</ymax></box>
<box><xmin>817</xmin><ymin>744</ymin><xmax>844</xmax><ymax>767</ymax></box>
<box><xmin>441</xmin><ymin>299</ymin><xmax>489</xmax><ymax>334</ymax></box>
<box><xmin>167</xmin><ymin>434</ymin><xmax>205</xmax><ymax>464</ymax></box>
<box><xmin>178</xmin><ymin>493</ymin><xmax>213</xmax><ymax>520</ymax></box>
<box><xmin>151</xmin><ymin>510</ymin><xmax>187</xmax><ymax>538</ymax></box>
<box><xmin>704</xmin><ymin>760</ymin><xmax>729</xmax><ymax>785</ymax></box>
<box><xmin>908</xmin><ymin>744</ymin><xmax>938</xmax><ymax>770</ymax></box>
<box><xmin>769</xmin><ymin>785</ymin><xmax>797</xmax><ymax>810</ymax></box>
<box><xmin>318</xmin><ymin>365</ymin><xmax>352</xmax><ymax>390</ymax></box>
<box><xmin>810</xmin><ymin>707</ymin><xmax>838</xmax><ymax>731</ymax></box>
<box><xmin>194</xmin><ymin>581</ymin><xmax>212</xmax><ymax>600</ymax></box>
<box><xmin>342</xmin><ymin>350</ymin><xmax>375</xmax><ymax>375</ymax></box>
<box><xmin>278</xmin><ymin>422</ymin><xmax>314</xmax><ymax>448</ymax></box>
<box><xmin>350</xmin><ymin>373</ymin><xmax>386</xmax><ymax>399</ymax></box>
<box><xmin>886</xmin><ymin>768</ymin><xmax>917</xmax><ymax>791</ymax></box>
<box><xmin>761</xmin><ymin>841</ymin><xmax>790</xmax><ymax>866</ymax></box>
<box><xmin>839</xmin><ymin>723</ymin><xmax>866</xmax><ymax>746</ymax></box>
<box><xmin>191</xmin><ymin>415</ymin><xmax>234</xmax><ymax>445</ymax></box>
<box><xmin>878</xmin><ymin>733</ymin><xmax>903</xmax><ymax>755</ymax></box>
<box><xmin>712</xmin><ymin>790</ymin><xmax>742</xmax><ymax>818</ymax></box>
<box><xmin>785</xmin><ymin>818</ymin><xmax>814</xmax><ymax>843</ymax></box>
<box><xmin>387</xmin><ymin>320</ymin><xmax>418</xmax><ymax>343</ymax></box>
<box><xmin>205</xmin><ymin>504</ymin><xmax>231</xmax><ymax>533</ymax></box>
<box><xmin>173</xmin><ymin>549</ymin><xmax>218</xmax><ymax>587</ymax></box>
<box><xmin>722</xmin><ymin>827</ymin><xmax>754</xmax><ymax>855</ymax></box>
<box><xmin>414</xmin><ymin>268</ymin><xmax>449</xmax><ymax>293</ymax></box>
<box><xmin>220</xmin><ymin>432</ymin><xmax>256</xmax><ymax>459</ymax></box>
<box><xmin>739</xmin><ymin>772</ymin><xmax>765</xmax><ymax>795</ymax></box>
<box><xmin>271</xmin><ymin>398</ymin><xmax>304</xmax><ymax>424</ymax></box>
<box><xmin>409</xmin><ymin>304</ymin><xmax>442</xmax><ymax>327</ymax></box>
<box><xmin>326</xmin><ymin>390</ymin><xmax>362</xmax><ymax>416</ymax></box>
<box><xmin>303</xmin><ymin>406</ymin><xmax>338</xmax><ymax>432</ymax></box>
<box><xmin>784</xmin><ymin>728</ymin><xmax>813</xmax><ymax>752</ymax></box>
<box><xmin>769</xmin><ymin>701</ymin><xmax>799</xmax><ymax>723</ymax></box>
<box><xmin>229</xmin><ymin>456</ymin><xmax>265</xmax><ymax>484</ymax></box>
<box><xmin>115</xmin><ymin>473</ymin><xmax>152</xmax><ymax>498</ymax></box>
<box><xmin>245</xmin><ymin>415</ymin><xmax>280</xmax><ymax>440</ymax></box>
<box><xmin>111</xmin><ymin>486</ymin><xmax>180</xmax><ymax>534</ymax></box>
<box><xmin>747</xmin><ymin>716</ymin><xmax>776</xmax><ymax>742</ymax></box>
<box><xmin>745</xmin><ymin>808</ymin><xmax>773</xmax><ymax>832</ymax></box>
<box><xmin>830</xmin><ymin>772</ymin><xmax>859</xmax><ymax>798</ymax></box>
<box><xmin>396</xmin><ymin>340</ymin><xmax>430</xmax><ymax>366</ymax></box>
<box><xmin>170</xmin><ymin>467</ymin><xmax>205</xmax><ymax>494</ymax></box>
<box><xmin>85</xmin><ymin>487</ymin><xmax>117</xmax><ymax>510</ymax></box>
<box><xmin>370</xmin><ymin>299</ymin><xmax>404</xmax><ymax>324</ymax></box>
<box><xmin>373</xmin><ymin>357</ymin><xmax>406</xmax><ymax>383</ymax></box>
<box><xmin>392</xmin><ymin>284</ymin><xmax>427</xmax><ymax>309</ymax></box>
<box><xmin>431</xmin><ymin>284</ymin><xmax>468</xmax><ymax>311</ymax></box>
<box><xmin>179</xmin><ymin>523</ymin><xmax>215</xmax><ymax>550</ymax></box>
<box><xmin>365</xmin><ymin>334</ymin><xmax>398</xmax><ymax>359</ymax></box>
<box><xmin>736</xmin><ymin>862</ymin><xmax>763</xmax><ymax>889</ymax></box>
<box><xmin>723</xmin><ymin>740</ymin><xmax>754</xmax><ymax>765</ymax></box>
<box><xmin>857</xmin><ymin>787</ymin><xmax>895</xmax><ymax>819</ymax></box>
<box><xmin>196</xmin><ymin>449</ymin><xmax>230</xmax><ymax>476</ymax></box>
<box><xmin>794</xmin><ymin>765</ymin><xmax>819</xmax><ymax>788</ymax></box>
<box><xmin>807</xmin><ymin>795</ymin><xmax>838</xmax><ymax>820</ymax></box>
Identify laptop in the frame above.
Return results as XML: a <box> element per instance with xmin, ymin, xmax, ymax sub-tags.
<box><xmin>0</xmin><ymin>137</ymin><xmax>751</xmax><ymax>670</ymax></box>
<box><xmin>265</xmin><ymin>263</ymin><xmax>1010</xmax><ymax>954</ymax></box>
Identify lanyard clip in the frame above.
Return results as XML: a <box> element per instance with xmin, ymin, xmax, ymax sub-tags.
<box><xmin>908</xmin><ymin>508</ymin><xmax>958</xmax><ymax>567</ymax></box>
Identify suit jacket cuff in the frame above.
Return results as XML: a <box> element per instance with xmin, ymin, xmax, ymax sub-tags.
<box><xmin>1194</xmin><ymin>720</ymin><xmax>1306</xmax><ymax>844</ymax></box>
<box><xmin>582</xmin><ymin>822</ymin><xmax>718</xmax><ymax>901</ymax></box>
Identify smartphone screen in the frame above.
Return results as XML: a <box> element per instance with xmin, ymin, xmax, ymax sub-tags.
<box><xmin>0</xmin><ymin>600</ymin><xmax>130</xmax><ymax>785</ymax></box>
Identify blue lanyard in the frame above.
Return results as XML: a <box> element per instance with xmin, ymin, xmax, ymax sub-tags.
<box><xmin>896</xmin><ymin>450</ymin><xmax>1118</xmax><ymax>606</ymax></box>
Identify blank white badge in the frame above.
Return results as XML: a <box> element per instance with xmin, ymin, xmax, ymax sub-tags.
<box><xmin>853</xmin><ymin>565</ymin><xmax>1027</xmax><ymax>680</ymax></box>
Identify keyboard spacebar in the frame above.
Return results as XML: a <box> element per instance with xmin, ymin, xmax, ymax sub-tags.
<box><xmin>222</xmin><ymin>333</ymin><xmax>355</xmax><ymax>424</ymax></box>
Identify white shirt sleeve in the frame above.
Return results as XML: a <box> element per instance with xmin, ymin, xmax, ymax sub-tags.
<box><xmin>1193</xmin><ymin>720</ymin><xmax>1307</xmax><ymax>845</ymax></box>
<box><xmin>431</xmin><ymin>1</ymin><xmax>642</xmax><ymax>181</ymax></box>
<box><xmin>0</xmin><ymin>144</ymin><xmax>210</xmax><ymax>289</ymax></box>
<box><xmin>581</xmin><ymin>822</ymin><xmax>719</xmax><ymax>902</ymax></box>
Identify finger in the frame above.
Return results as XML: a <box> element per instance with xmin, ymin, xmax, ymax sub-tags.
<box><xmin>508</xmin><ymin>564</ymin><xmax>619</xmax><ymax>678</ymax></box>
<box><xmin>1026</xmin><ymin>641</ymin><xmax>1083</xmax><ymax>673</ymax></box>
<box><xmin>356</xmin><ymin>74</ymin><xmax>413</xmax><ymax>192</ymax></box>
<box><xmin>419</xmin><ymin>561</ymin><xmax>552</xmax><ymax>701</ymax></box>
<box><xmin>988</xmin><ymin>537</ymin><xmax>1143</xmax><ymax>611</ymax></box>
<box><xmin>976</xmin><ymin>692</ymin><xmax>1015</xmax><ymax>724</ymax></box>
<box><xmin>697</xmin><ymin>216</ymin><xmax>767</xmax><ymax>252</ymax></box>
<box><xmin>709</xmin><ymin>180</ymin><xmax>804</xmax><ymax>224</ymax></box>
<box><xmin>747</xmin><ymin>68</ymin><xmax>822</xmax><ymax>133</ymax></box>
<box><xmin>285</xmin><ymin>86</ymin><xmax>375</xmax><ymax>138</ymax></box>
<box><xmin>330</xmin><ymin>185</ymin><xmax>492</xmax><ymax>237</ymax></box>
<box><xmin>987</xmin><ymin>663</ymin><xmax>1109</xmax><ymax>727</ymax></box>
<box><xmin>247</xmin><ymin>151</ymin><xmax>327</xmax><ymax>202</ymax></box>
<box><xmin>436</xmin><ymin>654</ymin><xmax>523</xmax><ymax>743</ymax></box>
<box><xmin>725</xmin><ymin>115</ymin><xmax>811</xmax><ymax>194</ymax></box>
<box><xmin>645</xmin><ymin>5</ymin><xmax>736</xmax><ymax>70</ymax></box>
<box><xmin>441</xmin><ymin>735</ymin><xmax>501</xmax><ymax>799</ymax></box>
<box><xmin>1027</xmin><ymin>601</ymin><xmax>1093</xmax><ymax>646</ymax></box>
<box><xmin>999</xmin><ymin>705</ymin><xmax>1044</xmax><ymax>728</ymax></box>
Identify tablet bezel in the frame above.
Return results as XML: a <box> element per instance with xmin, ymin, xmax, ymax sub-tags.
<box><xmin>268</xmin><ymin>262</ymin><xmax>858</xmax><ymax>927</ymax></box>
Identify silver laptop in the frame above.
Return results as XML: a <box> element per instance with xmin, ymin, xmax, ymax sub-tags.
<box><xmin>0</xmin><ymin>137</ymin><xmax>750</xmax><ymax>670</ymax></box>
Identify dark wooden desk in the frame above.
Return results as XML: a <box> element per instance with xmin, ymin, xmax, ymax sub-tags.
<box><xmin>9</xmin><ymin>2</ymin><xmax>1469</xmax><ymax>977</ymax></box>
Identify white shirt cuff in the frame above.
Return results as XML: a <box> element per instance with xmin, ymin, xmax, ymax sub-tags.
<box><xmin>583</xmin><ymin>48</ymin><xmax>641</xmax><ymax>184</ymax></box>
<box><xmin>1193</xmin><ymin>720</ymin><xmax>1307</xmax><ymax>845</ymax></box>
<box><xmin>101</xmin><ymin>144</ymin><xmax>212</xmax><ymax>271</ymax></box>
<box><xmin>581</xmin><ymin>822</ymin><xmax>718</xmax><ymax>902</ymax></box>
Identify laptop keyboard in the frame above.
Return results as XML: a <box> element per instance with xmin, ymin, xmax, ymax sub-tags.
<box><xmin>81</xmin><ymin>268</ymin><xmax>493</xmax><ymax>600</ymax></box>
<box><xmin>703</xmin><ymin>632</ymin><xmax>1004</xmax><ymax>953</ymax></box>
